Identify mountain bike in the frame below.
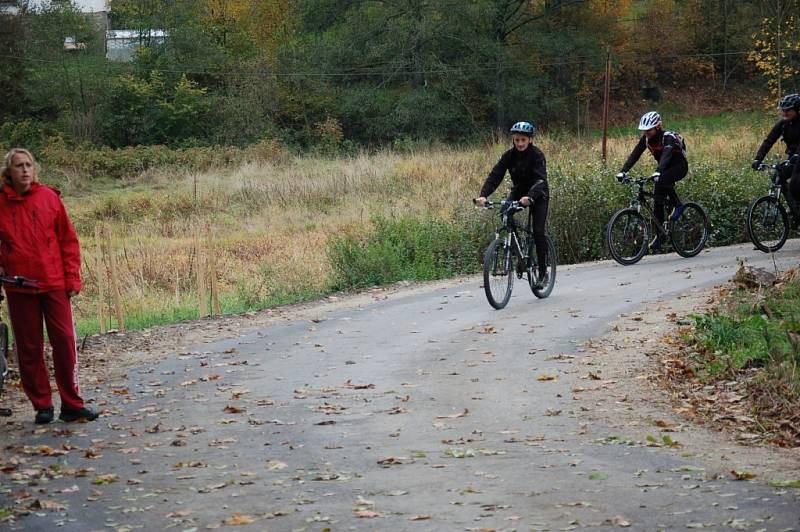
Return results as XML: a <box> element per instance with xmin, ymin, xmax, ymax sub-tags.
<box><xmin>0</xmin><ymin>276</ymin><xmax>39</xmax><ymax>416</ymax></box>
<box><xmin>475</xmin><ymin>199</ymin><xmax>556</xmax><ymax>309</ymax></box>
<box><xmin>747</xmin><ymin>160</ymin><xmax>800</xmax><ymax>253</ymax></box>
<box><xmin>607</xmin><ymin>174</ymin><xmax>709</xmax><ymax>265</ymax></box>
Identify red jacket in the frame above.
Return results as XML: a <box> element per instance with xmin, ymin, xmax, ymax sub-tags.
<box><xmin>0</xmin><ymin>182</ymin><xmax>81</xmax><ymax>293</ymax></box>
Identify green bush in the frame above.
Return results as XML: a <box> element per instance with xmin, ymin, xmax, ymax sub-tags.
<box><xmin>327</xmin><ymin>209</ymin><xmax>490</xmax><ymax>291</ymax></box>
<box><xmin>35</xmin><ymin>139</ymin><xmax>288</xmax><ymax>183</ymax></box>
<box><xmin>692</xmin><ymin>280</ymin><xmax>800</xmax><ymax>378</ymax></box>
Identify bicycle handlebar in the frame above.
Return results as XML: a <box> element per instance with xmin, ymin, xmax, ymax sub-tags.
<box><xmin>0</xmin><ymin>276</ymin><xmax>39</xmax><ymax>289</ymax></box>
<box><xmin>618</xmin><ymin>175</ymin><xmax>656</xmax><ymax>186</ymax></box>
<box><xmin>473</xmin><ymin>199</ymin><xmax>524</xmax><ymax>210</ymax></box>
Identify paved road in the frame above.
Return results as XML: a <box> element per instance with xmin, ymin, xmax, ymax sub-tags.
<box><xmin>3</xmin><ymin>242</ymin><xmax>800</xmax><ymax>531</ymax></box>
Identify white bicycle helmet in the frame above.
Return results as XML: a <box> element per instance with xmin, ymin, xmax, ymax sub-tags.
<box><xmin>637</xmin><ymin>111</ymin><xmax>662</xmax><ymax>131</ymax></box>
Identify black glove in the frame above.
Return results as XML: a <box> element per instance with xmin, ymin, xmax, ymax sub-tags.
<box><xmin>751</xmin><ymin>160</ymin><xmax>762</xmax><ymax>170</ymax></box>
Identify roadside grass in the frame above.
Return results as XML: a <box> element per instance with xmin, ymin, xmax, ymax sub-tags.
<box><xmin>40</xmin><ymin>111</ymin><xmax>787</xmax><ymax>335</ymax></box>
<box><xmin>687</xmin><ymin>271</ymin><xmax>800</xmax><ymax>444</ymax></box>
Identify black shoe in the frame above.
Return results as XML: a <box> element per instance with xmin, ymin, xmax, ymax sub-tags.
<box><xmin>0</xmin><ymin>407</ymin><xmax>11</xmax><ymax>417</ymax></box>
<box><xmin>59</xmin><ymin>407</ymin><xmax>99</xmax><ymax>423</ymax></box>
<box><xmin>35</xmin><ymin>407</ymin><xmax>54</xmax><ymax>424</ymax></box>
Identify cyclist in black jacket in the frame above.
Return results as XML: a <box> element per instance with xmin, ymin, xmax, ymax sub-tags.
<box><xmin>475</xmin><ymin>121</ymin><xmax>550</xmax><ymax>288</ymax></box>
<box><xmin>752</xmin><ymin>93</ymin><xmax>800</xmax><ymax>215</ymax></box>
<box><xmin>616</xmin><ymin>111</ymin><xmax>688</xmax><ymax>250</ymax></box>
<box><xmin>752</xmin><ymin>93</ymin><xmax>800</xmax><ymax>170</ymax></box>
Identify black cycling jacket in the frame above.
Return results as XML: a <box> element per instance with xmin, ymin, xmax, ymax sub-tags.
<box><xmin>755</xmin><ymin>118</ymin><xmax>800</xmax><ymax>161</ymax></box>
<box><xmin>621</xmin><ymin>129</ymin><xmax>686</xmax><ymax>174</ymax></box>
<box><xmin>479</xmin><ymin>144</ymin><xmax>549</xmax><ymax>200</ymax></box>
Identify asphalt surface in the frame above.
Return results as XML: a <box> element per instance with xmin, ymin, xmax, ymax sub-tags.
<box><xmin>2</xmin><ymin>242</ymin><xmax>800</xmax><ymax>531</ymax></box>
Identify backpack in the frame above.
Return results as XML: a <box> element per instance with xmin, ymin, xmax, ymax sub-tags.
<box><xmin>664</xmin><ymin>131</ymin><xmax>687</xmax><ymax>154</ymax></box>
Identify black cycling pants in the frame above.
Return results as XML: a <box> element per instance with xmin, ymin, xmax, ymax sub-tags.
<box><xmin>788</xmin><ymin>163</ymin><xmax>800</xmax><ymax>211</ymax></box>
<box><xmin>654</xmin><ymin>159</ymin><xmax>688</xmax><ymax>224</ymax></box>
<box><xmin>508</xmin><ymin>192</ymin><xmax>549</xmax><ymax>275</ymax></box>
<box><xmin>528</xmin><ymin>198</ymin><xmax>549</xmax><ymax>275</ymax></box>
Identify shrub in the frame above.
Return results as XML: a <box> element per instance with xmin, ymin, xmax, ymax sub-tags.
<box><xmin>327</xmin><ymin>209</ymin><xmax>490</xmax><ymax>291</ymax></box>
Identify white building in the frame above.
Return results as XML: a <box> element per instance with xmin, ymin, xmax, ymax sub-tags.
<box><xmin>106</xmin><ymin>29</ymin><xmax>167</xmax><ymax>62</ymax></box>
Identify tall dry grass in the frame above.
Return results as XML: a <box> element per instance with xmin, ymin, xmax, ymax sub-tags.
<box><xmin>63</xmin><ymin>115</ymin><xmax>778</xmax><ymax>334</ymax></box>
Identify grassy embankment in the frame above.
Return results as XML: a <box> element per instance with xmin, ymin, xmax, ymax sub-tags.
<box><xmin>685</xmin><ymin>270</ymin><xmax>800</xmax><ymax>445</ymax></box>
<box><xmin>36</xmin><ymin>111</ymin><xmax>778</xmax><ymax>336</ymax></box>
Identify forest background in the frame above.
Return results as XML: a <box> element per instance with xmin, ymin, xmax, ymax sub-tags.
<box><xmin>1</xmin><ymin>0</ymin><xmax>800</xmax><ymax>334</ymax></box>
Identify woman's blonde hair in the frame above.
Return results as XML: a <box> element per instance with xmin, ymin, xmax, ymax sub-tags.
<box><xmin>1</xmin><ymin>148</ymin><xmax>39</xmax><ymax>183</ymax></box>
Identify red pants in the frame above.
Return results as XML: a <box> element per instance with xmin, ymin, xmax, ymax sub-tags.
<box><xmin>6</xmin><ymin>290</ymin><xmax>85</xmax><ymax>411</ymax></box>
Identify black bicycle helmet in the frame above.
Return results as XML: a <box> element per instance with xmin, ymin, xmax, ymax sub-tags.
<box><xmin>778</xmin><ymin>93</ymin><xmax>800</xmax><ymax>111</ymax></box>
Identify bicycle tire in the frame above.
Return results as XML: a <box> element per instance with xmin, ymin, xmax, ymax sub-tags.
<box><xmin>747</xmin><ymin>196</ymin><xmax>789</xmax><ymax>253</ymax></box>
<box><xmin>607</xmin><ymin>208</ymin><xmax>648</xmax><ymax>265</ymax></box>
<box><xmin>670</xmin><ymin>202</ymin><xmax>709</xmax><ymax>258</ymax></box>
<box><xmin>529</xmin><ymin>235</ymin><xmax>557</xmax><ymax>299</ymax></box>
<box><xmin>483</xmin><ymin>237</ymin><xmax>514</xmax><ymax>309</ymax></box>
<box><xmin>0</xmin><ymin>322</ymin><xmax>8</xmax><ymax>394</ymax></box>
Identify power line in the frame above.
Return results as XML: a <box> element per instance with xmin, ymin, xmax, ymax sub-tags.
<box><xmin>0</xmin><ymin>46</ymin><xmax>795</xmax><ymax>79</ymax></box>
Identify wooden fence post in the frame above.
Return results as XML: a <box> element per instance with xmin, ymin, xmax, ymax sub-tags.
<box><xmin>95</xmin><ymin>225</ymin><xmax>107</xmax><ymax>334</ymax></box>
<box><xmin>196</xmin><ymin>227</ymin><xmax>209</xmax><ymax>318</ymax></box>
<box><xmin>104</xmin><ymin>225</ymin><xmax>126</xmax><ymax>332</ymax></box>
<box><xmin>209</xmin><ymin>224</ymin><xmax>221</xmax><ymax>315</ymax></box>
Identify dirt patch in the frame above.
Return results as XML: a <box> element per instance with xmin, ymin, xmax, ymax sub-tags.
<box><xmin>575</xmin><ymin>288</ymin><xmax>800</xmax><ymax>483</ymax></box>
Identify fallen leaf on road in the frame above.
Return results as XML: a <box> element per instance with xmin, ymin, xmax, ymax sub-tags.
<box><xmin>410</xmin><ymin>515</ymin><xmax>432</xmax><ymax>521</ymax></box>
<box><xmin>537</xmin><ymin>375</ymin><xmax>557</xmax><ymax>381</ymax></box>
<box><xmin>355</xmin><ymin>510</ymin><xmax>381</xmax><ymax>518</ymax></box>
<box><xmin>730</xmin><ymin>470</ymin><xmax>756</xmax><ymax>480</ymax></box>
<box><xmin>605</xmin><ymin>515</ymin><xmax>631</xmax><ymax>527</ymax></box>
<box><xmin>223</xmin><ymin>405</ymin><xmax>246</xmax><ymax>414</ymax></box>
<box><xmin>31</xmin><ymin>499</ymin><xmax>67</xmax><ymax>511</ymax></box>
<box><xmin>445</xmin><ymin>448</ymin><xmax>475</xmax><ymax>458</ymax></box>
<box><xmin>265</xmin><ymin>460</ymin><xmax>288</xmax><ymax>471</ymax></box>
<box><xmin>344</xmin><ymin>379</ymin><xmax>375</xmax><ymax>389</ymax></box>
<box><xmin>92</xmin><ymin>474</ymin><xmax>119</xmax><ymax>485</ymax></box>
<box><xmin>436</xmin><ymin>409</ymin><xmax>469</xmax><ymax>419</ymax></box>
<box><xmin>225</xmin><ymin>514</ymin><xmax>256</xmax><ymax>525</ymax></box>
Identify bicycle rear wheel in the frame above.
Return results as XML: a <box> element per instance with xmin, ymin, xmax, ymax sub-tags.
<box><xmin>747</xmin><ymin>196</ymin><xmax>789</xmax><ymax>253</ymax></box>
<box><xmin>607</xmin><ymin>208</ymin><xmax>648</xmax><ymax>265</ymax></box>
<box><xmin>528</xmin><ymin>235</ymin><xmax>557</xmax><ymax>299</ymax></box>
<box><xmin>670</xmin><ymin>202</ymin><xmax>709</xmax><ymax>258</ymax></box>
<box><xmin>483</xmin><ymin>237</ymin><xmax>514</xmax><ymax>309</ymax></box>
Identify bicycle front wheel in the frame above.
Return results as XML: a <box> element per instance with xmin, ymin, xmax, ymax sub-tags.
<box><xmin>670</xmin><ymin>202</ymin><xmax>709</xmax><ymax>258</ymax></box>
<box><xmin>607</xmin><ymin>208</ymin><xmax>648</xmax><ymax>265</ymax></box>
<box><xmin>483</xmin><ymin>237</ymin><xmax>514</xmax><ymax>309</ymax></box>
<box><xmin>529</xmin><ymin>235</ymin><xmax>557</xmax><ymax>299</ymax></box>
<box><xmin>747</xmin><ymin>196</ymin><xmax>789</xmax><ymax>253</ymax></box>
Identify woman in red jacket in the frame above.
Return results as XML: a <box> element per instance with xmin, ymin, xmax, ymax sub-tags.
<box><xmin>0</xmin><ymin>148</ymin><xmax>97</xmax><ymax>424</ymax></box>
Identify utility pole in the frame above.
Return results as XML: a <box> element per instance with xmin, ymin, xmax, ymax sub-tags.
<box><xmin>601</xmin><ymin>50</ymin><xmax>611</xmax><ymax>162</ymax></box>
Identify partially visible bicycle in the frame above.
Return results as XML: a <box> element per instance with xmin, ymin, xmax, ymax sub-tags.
<box><xmin>0</xmin><ymin>275</ymin><xmax>39</xmax><ymax>416</ymax></box>
<box><xmin>607</xmin><ymin>174</ymin><xmax>709</xmax><ymax>266</ymax></box>
<box><xmin>747</xmin><ymin>160</ymin><xmax>800</xmax><ymax>253</ymax></box>
<box><xmin>475</xmin><ymin>199</ymin><xmax>556</xmax><ymax>309</ymax></box>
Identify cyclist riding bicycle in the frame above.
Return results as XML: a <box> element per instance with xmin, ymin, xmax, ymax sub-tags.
<box><xmin>616</xmin><ymin>111</ymin><xmax>688</xmax><ymax>250</ymax></box>
<box><xmin>751</xmin><ymin>93</ymin><xmax>800</xmax><ymax>218</ymax></box>
<box><xmin>475</xmin><ymin>120</ymin><xmax>550</xmax><ymax>288</ymax></box>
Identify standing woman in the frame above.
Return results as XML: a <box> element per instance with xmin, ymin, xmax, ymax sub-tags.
<box><xmin>0</xmin><ymin>148</ymin><xmax>97</xmax><ymax>424</ymax></box>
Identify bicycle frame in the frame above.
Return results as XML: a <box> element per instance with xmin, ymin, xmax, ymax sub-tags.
<box><xmin>625</xmin><ymin>178</ymin><xmax>671</xmax><ymax>238</ymax></box>
<box><xmin>755</xmin><ymin>161</ymin><xmax>800</xmax><ymax>218</ymax></box>
<box><xmin>492</xmin><ymin>203</ymin><xmax>530</xmax><ymax>274</ymax></box>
